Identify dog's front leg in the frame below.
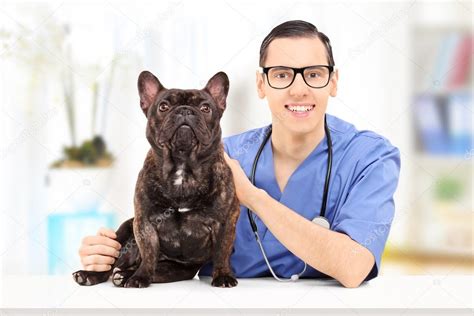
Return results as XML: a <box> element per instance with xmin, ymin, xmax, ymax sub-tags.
<box><xmin>211</xmin><ymin>195</ymin><xmax>240</xmax><ymax>288</ymax></box>
<box><xmin>124</xmin><ymin>201</ymin><xmax>159</xmax><ymax>288</ymax></box>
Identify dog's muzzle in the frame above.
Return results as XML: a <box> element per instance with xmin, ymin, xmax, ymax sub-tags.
<box><xmin>171</xmin><ymin>124</ymin><xmax>197</xmax><ymax>152</ymax></box>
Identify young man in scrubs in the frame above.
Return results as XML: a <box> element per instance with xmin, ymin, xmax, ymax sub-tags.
<box><xmin>78</xmin><ymin>20</ymin><xmax>401</xmax><ymax>288</ymax></box>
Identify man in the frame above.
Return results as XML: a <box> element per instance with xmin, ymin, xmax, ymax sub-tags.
<box><xmin>78</xmin><ymin>20</ymin><xmax>400</xmax><ymax>288</ymax></box>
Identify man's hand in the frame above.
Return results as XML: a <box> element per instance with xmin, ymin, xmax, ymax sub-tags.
<box><xmin>223</xmin><ymin>151</ymin><xmax>262</xmax><ymax>209</ymax></box>
<box><xmin>78</xmin><ymin>227</ymin><xmax>122</xmax><ymax>272</ymax></box>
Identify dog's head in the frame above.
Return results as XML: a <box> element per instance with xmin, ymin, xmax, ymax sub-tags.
<box><xmin>137</xmin><ymin>71</ymin><xmax>229</xmax><ymax>158</ymax></box>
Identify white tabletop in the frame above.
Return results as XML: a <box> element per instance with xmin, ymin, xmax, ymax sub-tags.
<box><xmin>1</xmin><ymin>275</ymin><xmax>472</xmax><ymax>315</ymax></box>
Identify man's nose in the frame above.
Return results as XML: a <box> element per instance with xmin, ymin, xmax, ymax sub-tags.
<box><xmin>288</xmin><ymin>73</ymin><xmax>309</xmax><ymax>97</ymax></box>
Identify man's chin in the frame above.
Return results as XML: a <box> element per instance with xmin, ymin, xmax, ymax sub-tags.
<box><xmin>279</xmin><ymin>119</ymin><xmax>322</xmax><ymax>136</ymax></box>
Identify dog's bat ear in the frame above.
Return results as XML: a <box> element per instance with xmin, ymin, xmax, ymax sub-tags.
<box><xmin>138</xmin><ymin>71</ymin><xmax>165</xmax><ymax>116</ymax></box>
<box><xmin>204</xmin><ymin>72</ymin><xmax>229</xmax><ymax>112</ymax></box>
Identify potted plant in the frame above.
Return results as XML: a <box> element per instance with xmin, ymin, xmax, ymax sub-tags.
<box><xmin>46</xmin><ymin>24</ymin><xmax>117</xmax><ymax>213</ymax></box>
<box><xmin>1</xmin><ymin>5</ymin><xmax>119</xmax><ymax>275</ymax></box>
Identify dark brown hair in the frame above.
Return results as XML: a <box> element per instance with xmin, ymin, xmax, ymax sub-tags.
<box><xmin>259</xmin><ymin>20</ymin><xmax>335</xmax><ymax>67</ymax></box>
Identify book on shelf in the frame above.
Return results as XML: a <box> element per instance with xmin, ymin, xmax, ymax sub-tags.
<box><xmin>431</xmin><ymin>32</ymin><xmax>462</xmax><ymax>88</ymax></box>
<box><xmin>447</xmin><ymin>92</ymin><xmax>472</xmax><ymax>155</ymax></box>
<box><xmin>427</xmin><ymin>32</ymin><xmax>472</xmax><ymax>90</ymax></box>
<box><xmin>413</xmin><ymin>92</ymin><xmax>472</xmax><ymax>156</ymax></box>
<box><xmin>447</xmin><ymin>35</ymin><xmax>473</xmax><ymax>89</ymax></box>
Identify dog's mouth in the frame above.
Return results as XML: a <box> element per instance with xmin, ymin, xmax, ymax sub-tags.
<box><xmin>168</xmin><ymin>124</ymin><xmax>198</xmax><ymax>153</ymax></box>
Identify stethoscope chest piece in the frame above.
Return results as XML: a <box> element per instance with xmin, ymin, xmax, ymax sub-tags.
<box><xmin>312</xmin><ymin>216</ymin><xmax>330</xmax><ymax>229</ymax></box>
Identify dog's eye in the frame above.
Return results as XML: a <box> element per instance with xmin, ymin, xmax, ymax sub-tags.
<box><xmin>200</xmin><ymin>104</ymin><xmax>211</xmax><ymax>113</ymax></box>
<box><xmin>159</xmin><ymin>102</ymin><xmax>170</xmax><ymax>112</ymax></box>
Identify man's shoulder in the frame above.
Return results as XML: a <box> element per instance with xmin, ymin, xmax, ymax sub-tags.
<box><xmin>327</xmin><ymin>114</ymin><xmax>399</xmax><ymax>156</ymax></box>
<box><xmin>222</xmin><ymin>125</ymin><xmax>270</xmax><ymax>158</ymax></box>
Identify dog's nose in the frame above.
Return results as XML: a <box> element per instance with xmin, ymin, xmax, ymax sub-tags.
<box><xmin>177</xmin><ymin>106</ymin><xmax>194</xmax><ymax>116</ymax></box>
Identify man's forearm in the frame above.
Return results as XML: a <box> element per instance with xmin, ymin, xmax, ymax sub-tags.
<box><xmin>247</xmin><ymin>188</ymin><xmax>375</xmax><ymax>288</ymax></box>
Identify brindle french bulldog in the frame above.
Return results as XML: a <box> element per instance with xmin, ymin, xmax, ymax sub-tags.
<box><xmin>72</xmin><ymin>70</ymin><xmax>240</xmax><ymax>288</ymax></box>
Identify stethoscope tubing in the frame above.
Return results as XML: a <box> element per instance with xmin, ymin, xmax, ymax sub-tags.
<box><xmin>246</xmin><ymin>115</ymin><xmax>333</xmax><ymax>281</ymax></box>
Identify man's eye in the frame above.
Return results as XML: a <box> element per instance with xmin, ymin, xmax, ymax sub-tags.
<box><xmin>274</xmin><ymin>72</ymin><xmax>290</xmax><ymax>79</ymax></box>
<box><xmin>308</xmin><ymin>72</ymin><xmax>321</xmax><ymax>78</ymax></box>
<box><xmin>200</xmin><ymin>104</ymin><xmax>211</xmax><ymax>113</ymax></box>
<box><xmin>158</xmin><ymin>103</ymin><xmax>170</xmax><ymax>112</ymax></box>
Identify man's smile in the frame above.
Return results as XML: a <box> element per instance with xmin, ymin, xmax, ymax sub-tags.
<box><xmin>284</xmin><ymin>103</ymin><xmax>315</xmax><ymax>112</ymax></box>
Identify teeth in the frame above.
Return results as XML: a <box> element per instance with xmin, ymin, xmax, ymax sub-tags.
<box><xmin>287</xmin><ymin>105</ymin><xmax>313</xmax><ymax>112</ymax></box>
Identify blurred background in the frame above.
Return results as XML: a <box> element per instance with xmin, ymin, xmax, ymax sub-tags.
<box><xmin>0</xmin><ymin>0</ymin><xmax>472</xmax><ymax>278</ymax></box>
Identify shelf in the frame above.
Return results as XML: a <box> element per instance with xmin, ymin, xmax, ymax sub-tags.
<box><xmin>413</xmin><ymin>88</ymin><xmax>472</xmax><ymax>97</ymax></box>
<box><xmin>414</xmin><ymin>153</ymin><xmax>473</xmax><ymax>166</ymax></box>
<box><xmin>384</xmin><ymin>246</ymin><xmax>473</xmax><ymax>265</ymax></box>
<box><xmin>412</xmin><ymin>2</ymin><xmax>472</xmax><ymax>31</ymax></box>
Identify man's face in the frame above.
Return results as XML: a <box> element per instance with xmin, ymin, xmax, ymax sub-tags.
<box><xmin>256</xmin><ymin>36</ymin><xmax>338</xmax><ymax>135</ymax></box>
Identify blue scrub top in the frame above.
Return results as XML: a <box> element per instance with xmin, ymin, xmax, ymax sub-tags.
<box><xmin>199</xmin><ymin>114</ymin><xmax>401</xmax><ymax>281</ymax></box>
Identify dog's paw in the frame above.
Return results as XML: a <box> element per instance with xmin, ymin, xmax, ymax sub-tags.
<box><xmin>112</xmin><ymin>269</ymin><xmax>135</xmax><ymax>287</ymax></box>
<box><xmin>124</xmin><ymin>274</ymin><xmax>151</xmax><ymax>288</ymax></box>
<box><xmin>73</xmin><ymin>270</ymin><xmax>97</xmax><ymax>286</ymax></box>
<box><xmin>211</xmin><ymin>274</ymin><xmax>238</xmax><ymax>288</ymax></box>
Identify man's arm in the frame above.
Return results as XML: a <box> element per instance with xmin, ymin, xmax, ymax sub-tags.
<box><xmin>248</xmin><ymin>188</ymin><xmax>375</xmax><ymax>288</ymax></box>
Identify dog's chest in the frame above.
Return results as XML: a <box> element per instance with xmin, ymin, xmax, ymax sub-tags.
<box><xmin>165</xmin><ymin>163</ymin><xmax>210</xmax><ymax>199</ymax></box>
<box><xmin>172</xmin><ymin>164</ymin><xmax>186</xmax><ymax>186</ymax></box>
<box><xmin>154</xmin><ymin>212</ymin><xmax>221</xmax><ymax>263</ymax></box>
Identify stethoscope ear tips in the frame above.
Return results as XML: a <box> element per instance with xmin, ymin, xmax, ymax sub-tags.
<box><xmin>291</xmin><ymin>274</ymin><xmax>299</xmax><ymax>281</ymax></box>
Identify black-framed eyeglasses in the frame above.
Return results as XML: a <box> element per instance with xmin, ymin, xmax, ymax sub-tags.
<box><xmin>260</xmin><ymin>65</ymin><xmax>334</xmax><ymax>89</ymax></box>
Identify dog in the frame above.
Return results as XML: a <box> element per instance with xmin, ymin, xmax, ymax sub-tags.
<box><xmin>72</xmin><ymin>70</ymin><xmax>240</xmax><ymax>288</ymax></box>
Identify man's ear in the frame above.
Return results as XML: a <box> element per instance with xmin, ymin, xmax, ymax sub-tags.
<box><xmin>137</xmin><ymin>71</ymin><xmax>165</xmax><ymax>116</ymax></box>
<box><xmin>329</xmin><ymin>68</ymin><xmax>338</xmax><ymax>97</ymax></box>
<box><xmin>204</xmin><ymin>72</ymin><xmax>229</xmax><ymax>112</ymax></box>
<box><xmin>256</xmin><ymin>70</ymin><xmax>266</xmax><ymax>99</ymax></box>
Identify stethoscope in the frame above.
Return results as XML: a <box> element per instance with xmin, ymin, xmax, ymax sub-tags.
<box><xmin>246</xmin><ymin>114</ymin><xmax>333</xmax><ymax>282</ymax></box>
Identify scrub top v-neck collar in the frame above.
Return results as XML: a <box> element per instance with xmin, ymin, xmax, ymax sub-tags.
<box><xmin>252</xmin><ymin>126</ymin><xmax>329</xmax><ymax>239</ymax></box>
